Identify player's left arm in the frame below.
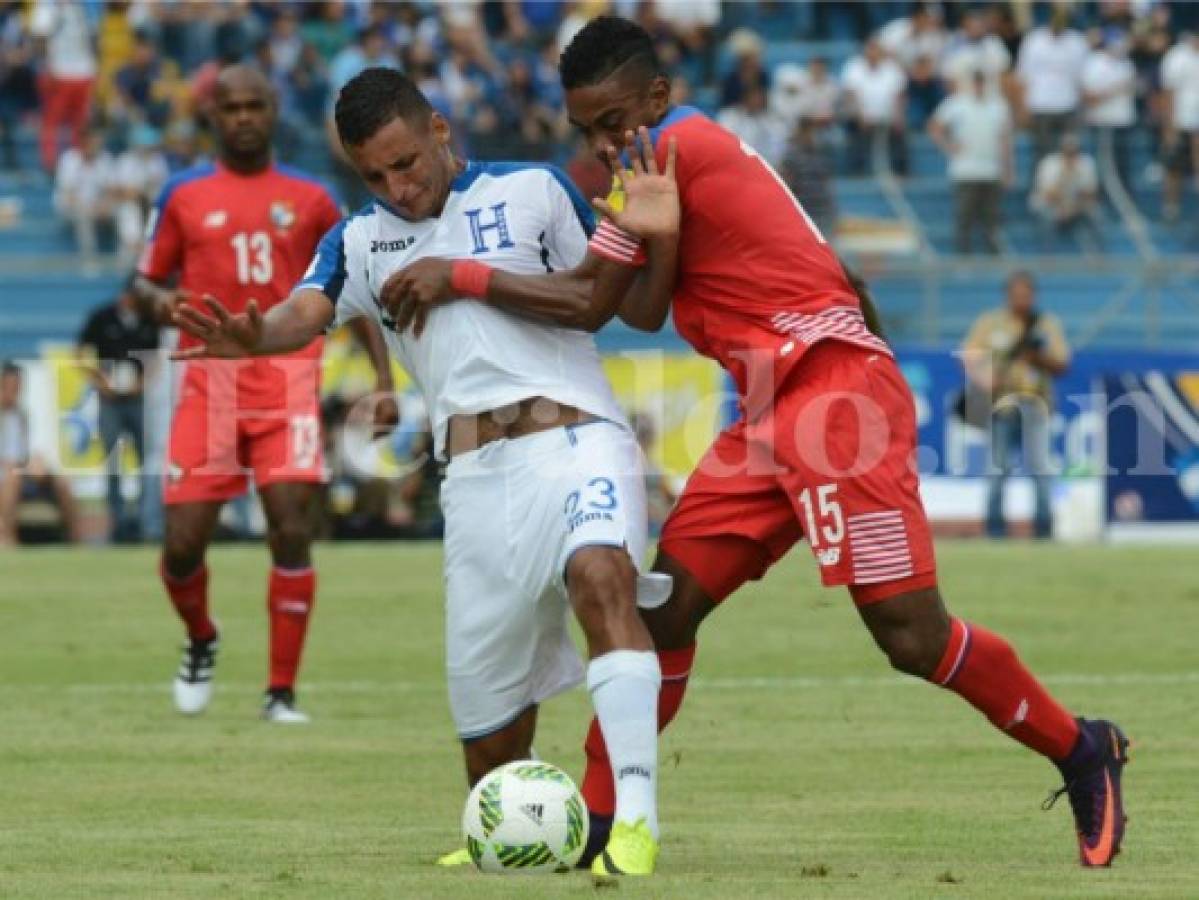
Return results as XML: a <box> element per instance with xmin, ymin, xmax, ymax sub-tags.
<box><xmin>308</xmin><ymin>184</ymin><xmax>401</xmax><ymax>436</ymax></box>
<box><xmin>595</xmin><ymin>129</ymin><xmax>680</xmax><ymax>332</ymax></box>
<box><xmin>348</xmin><ymin>317</ymin><xmax>399</xmax><ymax>438</ymax></box>
<box><xmin>613</xmin><ymin>233</ymin><xmax>677</xmax><ymax>332</ymax></box>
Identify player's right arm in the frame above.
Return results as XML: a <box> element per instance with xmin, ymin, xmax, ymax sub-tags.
<box><xmin>174</xmin><ymin>218</ymin><xmax>362</xmax><ymax>359</ymax></box>
<box><xmin>172</xmin><ymin>289</ymin><xmax>334</xmax><ymax>359</ymax></box>
<box><xmin>132</xmin><ymin>174</ymin><xmax>195</xmax><ymax>324</ymax></box>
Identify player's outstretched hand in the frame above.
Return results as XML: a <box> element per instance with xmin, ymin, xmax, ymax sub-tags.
<box><xmin>593</xmin><ymin>127</ymin><xmax>679</xmax><ymax>240</ymax></box>
<box><xmin>171</xmin><ymin>295</ymin><xmax>263</xmax><ymax>360</ymax></box>
<box><xmin>380</xmin><ymin>258</ymin><xmax>454</xmax><ymax>338</ymax></box>
<box><xmin>151</xmin><ymin>287</ymin><xmax>193</xmax><ymax>326</ymax></box>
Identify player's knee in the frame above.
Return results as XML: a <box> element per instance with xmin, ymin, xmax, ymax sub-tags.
<box><xmin>463</xmin><ymin>724</ymin><xmax>531</xmax><ymax>783</ymax></box>
<box><xmin>465</xmin><ymin>741</ymin><xmax>514</xmax><ymax>785</ymax></box>
<box><xmin>876</xmin><ymin>622</ymin><xmax>944</xmax><ymax>678</ymax></box>
<box><xmin>267</xmin><ymin>520</ymin><xmax>312</xmax><ymax>566</ymax></box>
<box><xmin>567</xmin><ymin>548</ymin><xmax>637</xmax><ymax>621</ymax></box>
<box><xmin>642</xmin><ymin>594</ymin><xmax>702</xmax><ymax>650</ymax></box>
<box><xmin>162</xmin><ymin>526</ymin><xmax>205</xmax><ymax>577</ymax></box>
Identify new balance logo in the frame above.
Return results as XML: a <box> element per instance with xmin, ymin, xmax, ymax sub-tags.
<box><xmin>618</xmin><ymin>766</ymin><xmax>651</xmax><ymax>781</ymax></box>
<box><xmin>519</xmin><ymin>803</ymin><xmax>544</xmax><ymax>826</ymax></box>
<box><xmin>203</xmin><ymin>210</ymin><xmax>227</xmax><ymax>229</ymax></box>
<box><xmin>817</xmin><ymin>547</ymin><xmax>841</xmax><ymax>566</ymax></box>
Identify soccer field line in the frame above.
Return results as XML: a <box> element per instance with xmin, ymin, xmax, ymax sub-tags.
<box><xmin>5</xmin><ymin>670</ymin><xmax>1199</xmax><ymax>696</ymax></box>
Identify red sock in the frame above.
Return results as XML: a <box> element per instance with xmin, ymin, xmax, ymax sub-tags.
<box><xmin>267</xmin><ymin>566</ymin><xmax>316</xmax><ymax>691</ymax></box>
<box><xmin>932</xmin><ymin>618</ymin><xmax>1079</xmax><ymax>760</ymax></box>
<box><xmin>161</xmin><ymin>561</ymin><xmax>216</xmax><ymax>641</ymax></box>
<box><xmin>581</xmin><ymin>643</ymin><xmax>696</xmax><ymax>817</ymax></box>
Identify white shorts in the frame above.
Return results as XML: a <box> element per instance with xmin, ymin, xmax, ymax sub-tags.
<box><xmin>440</xmin><ymin>419</ymin><xmax>648</xmax><ymax>740</ymax></box>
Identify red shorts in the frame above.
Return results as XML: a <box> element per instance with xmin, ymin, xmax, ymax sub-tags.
<box><xmin>164</xmin><ymin>359</ymin><xmax>325</xmax><ymax>505</ymax></box>
<box><xmin>659</xmin><ymin>340</ymin><xmax>937</xmax><ymax>606</ymax></box>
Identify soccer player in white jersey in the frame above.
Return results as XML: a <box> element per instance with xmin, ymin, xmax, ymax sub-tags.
<box><xmin>172</xmin><ymin>67</ymin><xmax>665</xmax><ymax>876</ymax></box>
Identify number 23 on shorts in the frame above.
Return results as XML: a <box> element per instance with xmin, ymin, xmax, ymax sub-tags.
<box><xmin>564</xmin><ymin>477</ymin><xmax>620</xmax><ymax>524</ymax></box>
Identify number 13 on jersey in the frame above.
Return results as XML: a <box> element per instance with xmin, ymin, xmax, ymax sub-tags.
<box><xmin>231</xmin><ymin>231</ymin><xmax>274</xmax><ymax>285</ymax></box>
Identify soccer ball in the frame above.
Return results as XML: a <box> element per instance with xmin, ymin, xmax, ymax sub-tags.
<box><xmin>462</xmin><ymin>760</ymin><xmax>589</xmax><ymax>874</ymax></box>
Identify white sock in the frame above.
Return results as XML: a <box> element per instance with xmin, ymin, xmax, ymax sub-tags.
<box><xmin>587</xmin><ymin>649</ymin><xmax>662</xmax><ymax>838</ymax></box>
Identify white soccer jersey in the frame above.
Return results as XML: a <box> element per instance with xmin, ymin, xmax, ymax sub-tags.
<box><xmin>297</xmin><ymin>161</ymin><xmax>628</xmax><ymax>458</ymax></box>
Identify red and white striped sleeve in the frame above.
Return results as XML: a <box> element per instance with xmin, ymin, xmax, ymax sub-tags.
<box><xmin>587</xmin><ymin>219</ymin><xmax>647</xmax><ymax>267</ymax></box>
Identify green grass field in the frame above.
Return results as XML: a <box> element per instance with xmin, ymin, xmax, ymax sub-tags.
<box><xmin>1</xmin><ymin>541</ymin><xmax>1196</xmax><ymax>898</ymax></box>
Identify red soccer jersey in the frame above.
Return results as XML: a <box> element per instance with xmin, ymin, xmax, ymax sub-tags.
<box><xmin>139</xmin><ymin>161</ymin><xmax>341</xmax><ymax>381</ymax></box>
<box><xmin>648</xmin><ymin>107</ymin><xmax>889</xmax><ymax>398</ymax></box>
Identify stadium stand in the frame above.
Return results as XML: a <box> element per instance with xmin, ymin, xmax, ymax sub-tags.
<box><xmin>3</xmin><ymin>0</ymin><xmax>1198</xmax><ymax>360</ymax></box>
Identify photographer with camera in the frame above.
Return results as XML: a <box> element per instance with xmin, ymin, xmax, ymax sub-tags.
<box><xmin>961</xmin><ymin>272</ymin><xmax>1070</xmax><ymax>539</ymax></box>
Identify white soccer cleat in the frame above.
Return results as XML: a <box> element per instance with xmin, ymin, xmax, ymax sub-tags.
<box><xmin>262</xmin><ymin>688</ymin><xmax>311</xmax><ymax>724</ymax></box>
<box><xmin>173</xmin><ymin>634</ymin><xmax>219</xmax><ymax>715</ymax></box>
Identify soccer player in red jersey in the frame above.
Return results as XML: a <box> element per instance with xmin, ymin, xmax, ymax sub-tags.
<box><xmin>136</xmin><ymin>66</ymin><xmax>394</xmax><ymax>722</ymax></box>
<box><xmin>389</xmin><ymin>19</ymin><xmax>1130</xmax><ymax>871</ymax></box>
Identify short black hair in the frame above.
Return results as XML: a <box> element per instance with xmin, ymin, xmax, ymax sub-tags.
<box><xmin>334</xmin><ymin>67</ymin><xmax>434</xmax><ymax>147</ymax></box>
<box><xmin>560</xmin><ymin>16</ymin><xmax>662</xmax><ymax>91</ymax></box>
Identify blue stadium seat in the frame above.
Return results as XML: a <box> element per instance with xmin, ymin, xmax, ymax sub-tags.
<box><xmin>836</xmin><ymin>178</ymin><xmax>895</xmax><ymax>218</ymax></box>
<box><xmin>871</xmin><ymin>267</ymin><xmax>1199</xmax><ymax>347</ymax></box>
<box><xmin>0</xmin><ymin>273</ymin><xmax>123</xmax><ymax>357</ymax></box>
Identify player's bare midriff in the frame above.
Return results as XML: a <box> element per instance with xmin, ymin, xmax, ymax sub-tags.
<box><xmin>446</xmin><ymin>398</ymin><xmax>595</xmax><ymax>457</ymax></box>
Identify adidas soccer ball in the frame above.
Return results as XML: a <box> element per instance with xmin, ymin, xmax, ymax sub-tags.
<box><xmin>462</xmin><ymin>760</ymin><xmax>589</xmax><ymax>874</ymax></box>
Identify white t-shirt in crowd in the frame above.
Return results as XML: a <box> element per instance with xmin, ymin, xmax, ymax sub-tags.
<box><xmin>769</xmin><ymin>64</ymin><xmax>809</xmax><ymax>126</ymax></box>
<box><xmin>841</xmin><ymin>57</ymin><xmax>907</xmax><ymax>125</ymax></box>
<box><xmin>653</xmin><ymin>0</ymin><xmax>720</xmax><ymax>28</ymax></box>
<box><xmin>1032</xmin><ymin>152</ymin><xmax>1098</xmax><ymax>214</ymax></box>
<box><xmin>1017</xmin><ymin>27</ymin><xmax>1089</xmax><ymax>115</ymax></box>
<box><xmin>716</xmin><ymin>106</ymin><xmax>790</xmax><ymax>167</ymax></box>
<box><xmin>53</xmin><ymin>149</ymin><xmax>117</xmax><ymax>213</ymax></box>
<box><xmin>1081</xmin><ymin>50</ymin><xmax>1136</xmax><ymax>127</ymax></box>
<box><xmin>114</xmin><ymin>150</ymin><xmax>170</xmax><ymax>202</ymax></box>
<box><xmin>1161</xmin><ymin>40</ymin><xmax>1199</xmax><ymax>132</ymax></box>
<box><xmin>802</xmin><ymin>76</ymin><xmax>841</xmax><ymax>121</ymax></box>
<box><xmin>878</xmin><ymin>17</ymin><xmax>948</xmax><ymax>71</ymax></box>
<box><xmin>941</xmin><ymin>35</ymin><xmax>1011</xmax><ymax>94</ymax></box>
<box><xmin>29</xmin><ymin>0</ymin><xmax>97</xmax><ymax>79</ymax></box>
<box><xmin>932</xmin><ymin>92</ymin><xmax>1012</xmax><ymax>181</ymax></box>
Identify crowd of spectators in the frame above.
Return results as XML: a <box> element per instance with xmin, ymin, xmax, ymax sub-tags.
<box><xmin>4</xmin><ymin>1</ymin><xmax>1197</xmax><ymax>546</ymax></box>
<box><xmin>3</xmin><ymin>2</ymin><xmax>1199</xmax><ymax>258</ymax></box>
